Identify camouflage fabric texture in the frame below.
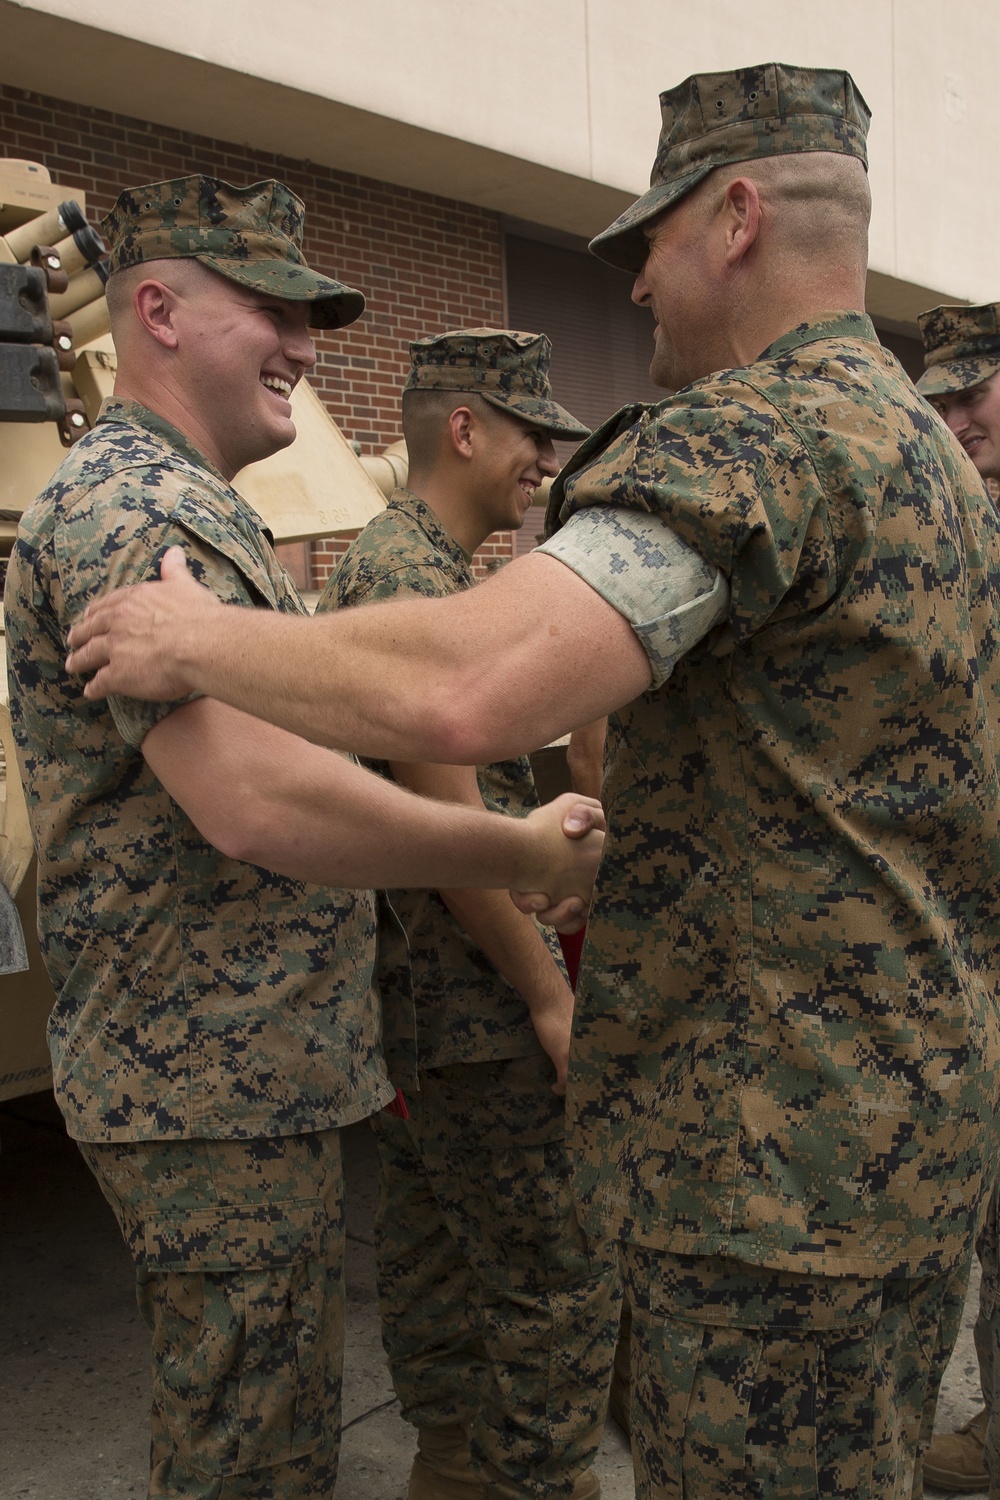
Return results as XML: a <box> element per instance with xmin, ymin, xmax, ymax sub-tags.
<box><xmin>916</xmin><ymin>302</ymin><xmax>1000</xmax><ymax>397</ymax></box>
<box><xmin>327</xmin><ymin>486</ymin><xmax>563</xmax><ymax>1079</ymax></box>
<box><xmin>4</xmin><ymin>397</ymin><xmax>391</xmax><ymax>1142</ymax></box>
<box><xmin>80</xmin><ymin>1128</ymin><xmax>345</xmax><ymax>1499</ymax></box>
<box><xmin>404</xmin><ymin>328</ymin><xmax>590</xmax><ymax>438</ymax></box>
<box><xmin>590</xmin><ymin>62</ymin><xmax>871</xmax><ymax>272</ymax></box>
<box><xmin>372</xmin><ymin>1055</ymin><xmax>621</xmax><ymax>1499</ymax></box>
<box><xmin>329</xmin><ymin>487</ymin><xmax>619</xmax><ymax>1494</ymax></box>
<box><xmin>546</xmin><ymin>311</ymin><xmax>1000</xmax><ymax>1279</ymax></box>
<box><xmin>620</xmin><ymin>1241</ymin><xmax>968</xmax><ymax>1500</ymax></box>
<box><xmin>974</xmin><ymin>1185</ymin><xmax>1000</xmax><ymax>1491</ymax></box>
<box><xmin>101</xmin><ymin>174</ymin><xmax>365</xmax><ymax>329</ymax></box>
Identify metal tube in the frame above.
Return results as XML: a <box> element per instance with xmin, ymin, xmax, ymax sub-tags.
<box><xmin>47</xmin><ymin>261</ymin><xmax>109</xmax><ymax>321</ymax></box>
<box><xmin>3</xmin><ymin>200</ymin><xmax>83</xmax><ymax>263</ymax></box>
<box><xmin>50</xmin><ymin>224</ymin><xmax>106</xmax><ymax>279</ymax></box>
<box><xmin>65</xmin><ymin>297</ymin><xmax>111</xmax><ymax>349</ymax></box>
<box><xmin>359</xmin><ymin>441</ymin><xmax>408</xmax><ymax>499</ymax></box>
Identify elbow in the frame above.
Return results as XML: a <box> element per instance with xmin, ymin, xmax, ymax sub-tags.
<box><xmin>421</xmin><ymin>678</ymin><xmax>506</xmax><ymax>766</ymax></box>
<box><xmin>186</xmin><ymin>795</ymin><xmax>282</xmax><ymax>870</ymax></box>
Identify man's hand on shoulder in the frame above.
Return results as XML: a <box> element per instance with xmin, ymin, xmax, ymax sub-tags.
<box><xmin>514</xmin><ymin>794</ymin><xmax>605</xmax><ymax>933</ymax></box>
<box><xmin>65</xmin><ymin>546</ymin><xmax>218</xmax><ymax>700</ymax></box>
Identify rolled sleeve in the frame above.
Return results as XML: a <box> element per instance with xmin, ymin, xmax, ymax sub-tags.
<box><xmin>537</xmin><ymin>507</ymin><xmax>729</xmax><ymax>687</ymax></box>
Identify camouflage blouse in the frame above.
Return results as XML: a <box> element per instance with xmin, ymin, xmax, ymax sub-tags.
<box><xmin>5</xmin><ymin>399</ymin><xmax>391</xmax><ymax>1142</ymax></box>
<box><xmin>547</xmin><ymin>312</ymin><xmax>1000</xmax><ymax>1278</ymax></box>
<box><xmin>327</xmin><ymin>487</ymin><xmax>560</xmax><ymax>1081</ymax></box>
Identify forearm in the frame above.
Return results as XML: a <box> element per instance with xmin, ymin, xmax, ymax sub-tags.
<box><xmin>205</xmin><ymin>742</ymin><xmax>558</xmax><ymax>890</ymax></box>
<box><xmin>439</xmin><ymin>885</ymin><xmax>572</xmax><ymax>1013</ymax></box>
<box><xmin>188</xmin><ymin>599</ymin><xmax>485</xmax><ymax>761</ymax></box>
<box><xmin>566</xmin><ymin>716</ymin><xmax>608</xmax><ymax>801</ymax></box>
<box><xmin>275</xmin><ymin>764</ymin><xmax>556</xmax><ymax>889</ymax></box>
<box><xmin>142</xmin><ymin>701</ymin><xmax>599</xmax><ymax>896</ymax></box>
<box><xmin>441</xmin><ymin>883</ymin><xmax>575</xmax><ymax>1093</ymax></box>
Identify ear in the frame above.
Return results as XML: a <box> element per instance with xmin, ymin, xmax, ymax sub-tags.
<box><xmin>132</xmin><ymin>279</ymin><xmax>181</xmax><ymax>350</ymax></box>
<box><xmin>446</xmin><ymin>405</ymin><xmax>476</xmax><ymax>459</ymax></box>
<box><xmin>721</xmin><ymin>177</ymin><xmax>761</xmax><ymax>267</ymax></box>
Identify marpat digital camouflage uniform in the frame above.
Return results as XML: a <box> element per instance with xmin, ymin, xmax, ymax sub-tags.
<box><xmin>101</xmin><ymin>174</ymin><xmax>365</xmax><ymax>328</ymax></box>
<box><xmin>6</xmin><ymin>400</ymin><xmax>387</xmax><ymax>1145</ymax></box>
<box><xmin>402</xmin><ymin>326</ymin><xmax>590</xmax><ymax>438</ymax></box>
<box><xmin>917</xmin><ymin>302</ymin><xmax>1000</xmax><ymax>398</ymax></box>
<box><xmin>329</xmin><ymin>475</ymin><xmax>620</xmax><ymax>1500</ymax></box>
<box><xmin>545</xmin><ymin>63</ymin><xmax>1000</xmax><ymax>1499</ymax></box>
<box><xmin>4</xmin><ymin>175</ymin><xmax>388</xmax><ymax>1500</ymax></box>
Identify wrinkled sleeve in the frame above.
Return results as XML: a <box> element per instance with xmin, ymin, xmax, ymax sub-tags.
<box><xmin>536</xmin><ymin>505</ymin><xmax>729</xmax><ymax>687</ymax></box>
<box><xmin>54</xmin><ymin>472</ymin><xmax>258</xmax><ymax>748</ymax></box>
<box><xmin>336</xmin><ymin>559</ymin><xmax>457</xmax><ymax>609</ymax></box>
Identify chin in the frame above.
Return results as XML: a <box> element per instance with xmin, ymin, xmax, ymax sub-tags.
<box><xmin>263</xmin><ymin>420</ymin><xmax>298</xmax><ymax>459</ymax></box>
<box><xmin>234</xmin><ymin>426</ymin><xmax>297</xmax><ymax>474</ymax></box>
<box><xmin>649</xmin><ymin>353</ymin><xmax>676</xmax><ymax>392</ymax></box>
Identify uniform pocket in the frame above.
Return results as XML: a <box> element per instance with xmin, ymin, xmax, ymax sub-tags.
<box><xmin>141</xmin><ymin>1199</ymin><xmax>334</xmax><ymax>1474</ymax></box>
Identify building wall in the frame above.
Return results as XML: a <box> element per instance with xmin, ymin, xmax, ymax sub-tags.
<box><xmin>0</xmin><ymin>81</ymin><xmax>512</xmax><ymax>585</ymax></box>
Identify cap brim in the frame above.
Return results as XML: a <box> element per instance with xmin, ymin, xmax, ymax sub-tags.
<box><xmin>200</xmin><ymin>254</ymin><xmax>366</xmax><ymax>330</ymax></box>
<box><xmin>480</xmin><ymin>391</ymin><xmax>590</xmax><ymax>440</ymax></box>
<box><xmin>588</xmin><ymin>165</ymin><xmax>714</xmax><ymax>273</ymax></box>
<box><xmin>916</xmin><ymin>355</ymin><xmax>1000</xmax><ymax>398</ymax></box>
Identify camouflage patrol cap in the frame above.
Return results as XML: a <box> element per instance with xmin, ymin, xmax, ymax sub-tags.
<box><xmin>590</xmin><ymin>61</ymin><xmax>871</xmax><ymax>273</ymax></box>
<box><xmin>100</xmin><ymin>175</ymin><xmax>365</xmax><ymax>330</ymax></box>
<box><xmin>404</xmin><ymin>328</ymin><xmax>590</xmax><ymax>438</ymax></box>
<box><xmin>916</xmin><ymin>303</ymin><xmax>1000</xmax><ymax>397</ymax></box>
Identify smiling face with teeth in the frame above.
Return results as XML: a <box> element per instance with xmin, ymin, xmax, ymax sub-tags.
<box><xmin>469</xmin><ymin>402</ymin><xmax>560</xmax><ymax>543</ymax></box>
<box><xmin>161</xmin><ymin>262</ymin><xmax>318</xmax><ymax>480</ymax></box>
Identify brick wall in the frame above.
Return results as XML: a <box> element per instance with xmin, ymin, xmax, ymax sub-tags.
<box><xmin>0</xmin><ymin>83</ymin><xmax>517</xmax><ymax>586</ymax></box>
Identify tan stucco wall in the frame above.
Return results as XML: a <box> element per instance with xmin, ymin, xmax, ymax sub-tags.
<box><xmin>1</xmin><ymin>0</ymin><xmax>994</xmax><ymax>319</ymax></box>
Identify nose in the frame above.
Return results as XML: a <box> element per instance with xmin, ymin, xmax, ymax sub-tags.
<box><xmin>294</xmin><ymin>333</ymin><xmax>317</xmax><ymax>373</ymax></box>
<box><xmin>631</xmin><ymin>259</ymin><xmax>652</xmax><ymax>307</ymax></box>
<box><xmin>285</xmin><ymin>316</ymin><xmax>317</xmax><ymax>372</ymax></box>
<box><xmin>537</xmin><ymin>436</ymin><xmax>559</xmax><ymax>478</ymax></box>
<box><xmin>945</xmin><ymin>404</ymin><xmax>970</xmax><ymax>439</ymax></box>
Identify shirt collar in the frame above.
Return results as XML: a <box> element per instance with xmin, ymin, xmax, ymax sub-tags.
<box><xmin>756</xmin><ymin>310</ymin><xmax>878</xmax><ymax>364</ymax></box>
<box><xmin>387</xmin><ymin>486</ymin><xmax>473</xmax><ymax>567</ymax></box>
<box><xmin>95</xmin><ymin>397</ymin><xmax>274</xmax><ymax>545</ymax></box>
<box><xmin>96</xmin><ymin>397</ymin><xmax>232</xmax><ymax>487</ymax></box>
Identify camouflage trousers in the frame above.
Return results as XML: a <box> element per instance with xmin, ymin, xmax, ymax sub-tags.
<box><xmin>372</xmin><ymin>1053</ymin><xmax>622</xmax><ymax>1499</ymax></box>
<box><xmin>79</xmin><ymin>1129</ymin><xmax>345</xmax><ymax>1500</ymax></box>
<box><xmin>974</xmin><ymin>1180</ymin><xmax>1000</xmax><ymax>1496</ymax></box>
<box><xmin>620</xmin><ymin>1241</ymin><xmax>968</xmax><ymax>1500</ymax></box>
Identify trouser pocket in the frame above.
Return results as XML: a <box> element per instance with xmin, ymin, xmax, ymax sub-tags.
<box><xmin>140</xmin><ymin>1199</ymin><xmax>335</xmax><ymax>1476</ymax></box>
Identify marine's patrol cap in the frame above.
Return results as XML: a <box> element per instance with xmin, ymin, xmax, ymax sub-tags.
<box><xmin>916</xmin><ymin>304</ymin><xmax>1000</xmax><ymax>397</ymax></box>
<box><xmin>100</xmin><ymin>174</ymin><xmax>365</xmax><ymax>330</ymax></box>
<box><xmin>404</xmin><ymin>328</ymin><xmax>590</xmax><ymax>439</ymax></box>
<box><xmin>590</xmin><ymin>62</ymin><xmax>871</xmax><ymax>273</ymax></box>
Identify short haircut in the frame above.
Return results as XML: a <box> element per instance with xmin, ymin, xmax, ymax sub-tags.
<box><xmin>401</xmin><ymin>387</ymin><xmax>496</xmax><ymax>471</ymax></box>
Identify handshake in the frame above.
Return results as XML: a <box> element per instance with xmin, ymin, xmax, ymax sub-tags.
<box><xmin>512</xmin><ymin>794</ymin><xmax>606</xmax><ymax>933</ymax></box>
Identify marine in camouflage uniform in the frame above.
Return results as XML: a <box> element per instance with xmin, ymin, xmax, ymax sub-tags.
<box><xmin>915</xmin><ymin>304</ymin><xmax>1000</xmax><ymax>1497</ymax></box>
<box><xmin>5</xmin><ymin>176</ymin><xmax>382</xmax><ymax>1500</ymax></box>
<box><xmin>53</xmin><ymin>65</ymin><xmax>1000</xmax><ymax>1500</ymax></box>
<box><xmin>326</xmin><ymin>330</ymin><xmax>620</xmax><ymax>1500</ymax></box>
<box><xmin>528</xmin><ymin>65</ymin><xmax>1000</xmax><ymax>1500</ymax></box>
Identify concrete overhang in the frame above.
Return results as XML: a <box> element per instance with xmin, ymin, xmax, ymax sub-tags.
<box><xmin>0</xmin><ymin>1</ymin><xmax>969</xmax><ymax>332</ymax></box>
